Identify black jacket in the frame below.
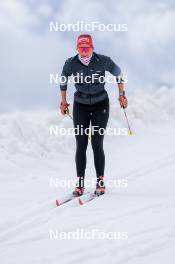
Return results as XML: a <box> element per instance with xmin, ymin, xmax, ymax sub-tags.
<box><xmin>60</xmin><ymin>52</ymin><xmax>122</xmax><ymax>105</ymax></box>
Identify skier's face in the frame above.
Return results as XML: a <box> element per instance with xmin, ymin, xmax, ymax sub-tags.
<box><xmin>77</xmin><ymin>44</ymin><xmax>93</xmax><ymax>57</ymax></box>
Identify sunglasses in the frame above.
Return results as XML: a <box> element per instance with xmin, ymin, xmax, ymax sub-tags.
<box><xmin>78</xmin><ymin>47</ymin><xmax>91</xmax><ymax>52</ymax></box>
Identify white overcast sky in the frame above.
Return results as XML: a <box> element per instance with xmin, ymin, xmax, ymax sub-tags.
<box><xmin>0</xmin><ymin>0</ymin><xmax>174</xmax><ymax>112</ymax></box>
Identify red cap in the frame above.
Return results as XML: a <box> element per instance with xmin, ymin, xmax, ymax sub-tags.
<box><xmin>77</xmin><ymin>34</ymin><xmax>94</xmax><ymax>48</ymax></box>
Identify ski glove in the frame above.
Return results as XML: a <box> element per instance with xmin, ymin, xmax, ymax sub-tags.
<box><xmin>118</xmin><ymin>95</ymin><xmax>128</xmax><ymax>108</ymax></box>
<box><xmin>60</xmin><ymin>102</ymin><xmax>70</xmax><ymax>115</ymax></box>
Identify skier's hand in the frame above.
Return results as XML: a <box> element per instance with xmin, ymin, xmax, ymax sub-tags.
<box><xmin>118</xmin><ymin>95</ymin><xmax>128</xmax><ymax>108</ymax></box>
<box><xmin>60</xmin><ymin>101</ymin><xmax>70</xmax><ymax>115</ymax></box>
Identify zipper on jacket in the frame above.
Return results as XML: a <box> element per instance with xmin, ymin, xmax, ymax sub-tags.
<box><xmin>87</xmin><ymin>65</ymin><xmax>91</xmax><ymax>105</ymax></box>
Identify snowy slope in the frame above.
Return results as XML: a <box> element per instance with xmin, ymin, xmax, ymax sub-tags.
<box><xmin>0</xmin><ymin>87</ymin><xmax>175</xmax><ymax>264</ymax></box>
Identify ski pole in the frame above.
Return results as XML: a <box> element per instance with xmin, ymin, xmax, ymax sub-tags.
<box><xmin>65</xmin><ymin>108</ymin><xmax>73</xmax><ymax>120</ymax></box>
<box><xmin>65</xmin><ymin>109</ymin><xmax>91</xmax><ymax>142</ymax></box>
<box><xmin>122</xmin><ymin>107</ymin><xmax>133</xmax><ymax>135</ymax></box>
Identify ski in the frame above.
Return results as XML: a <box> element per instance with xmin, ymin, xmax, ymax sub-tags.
<box><xmin>78</xmin><ymin>192</ymin><xmax>103</xmax><ymax>205</ymax></box>
<box><xmin>56</xmin><ymin>194</ymin><xmax>75</xmax><ymax>206</ymax></box>
<box><xmin>56</xmin><ymin>191</ymin><xmax>104</xmax><ymax>207</ymax></box>
<box><xmin>55</xmin><ymin>191</ymin><xmax>91</xmax><ymax>207</ymax></box>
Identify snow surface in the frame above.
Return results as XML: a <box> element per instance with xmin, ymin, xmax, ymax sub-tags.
<box><xmin>0</xmin><ymin>87</ymin><xmax>175</xmax><ymax>264</ymax></box>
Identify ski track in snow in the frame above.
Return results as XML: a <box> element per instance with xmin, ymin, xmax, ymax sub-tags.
<box><xmin>0</xmin><ymin>88</ymin><xmax>175</xmax><ymax>263</ymax></box>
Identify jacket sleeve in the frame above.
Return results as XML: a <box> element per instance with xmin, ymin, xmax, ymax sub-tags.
<box><xmin>105</xmin><ymin>57</ymin><xmax>124</xmax><ymax>82</ymax></box>
<box><xmin>60</xmin><ymin>58</ymin><xmax>72</xmax><ymax>91</ymax></box>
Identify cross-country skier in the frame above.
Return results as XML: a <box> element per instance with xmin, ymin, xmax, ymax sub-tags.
<box><xmin>60</xmin><ymin>34</ymin><xmax>128</xmax><ymax>196</ymax></box>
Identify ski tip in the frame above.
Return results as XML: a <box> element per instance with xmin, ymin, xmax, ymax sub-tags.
<box><xmin>78</xmin><ymin>198</ymin><xmax>84</xmax><ymax>205</ymax></box>
<box><xmin>56</xmin><ymin>200</ymin><xmax>60</xmax><ymax>207</ymax></box>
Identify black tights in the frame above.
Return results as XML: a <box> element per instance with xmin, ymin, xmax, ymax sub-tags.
<box><xmin>73</xmin><ymin>98</ymin><xmax>109</xmax><ymax>178</ymax></box>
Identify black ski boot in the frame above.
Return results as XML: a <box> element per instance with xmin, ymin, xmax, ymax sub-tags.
<box><xmin>94</xmin><ymin>176</ymin><xmax>105</xmax><ymax>196</ymax></box>
<box><xmin>73</xmin><ymin>176</ymin><xmax>84</xmax><ymax>197</ymax></box>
